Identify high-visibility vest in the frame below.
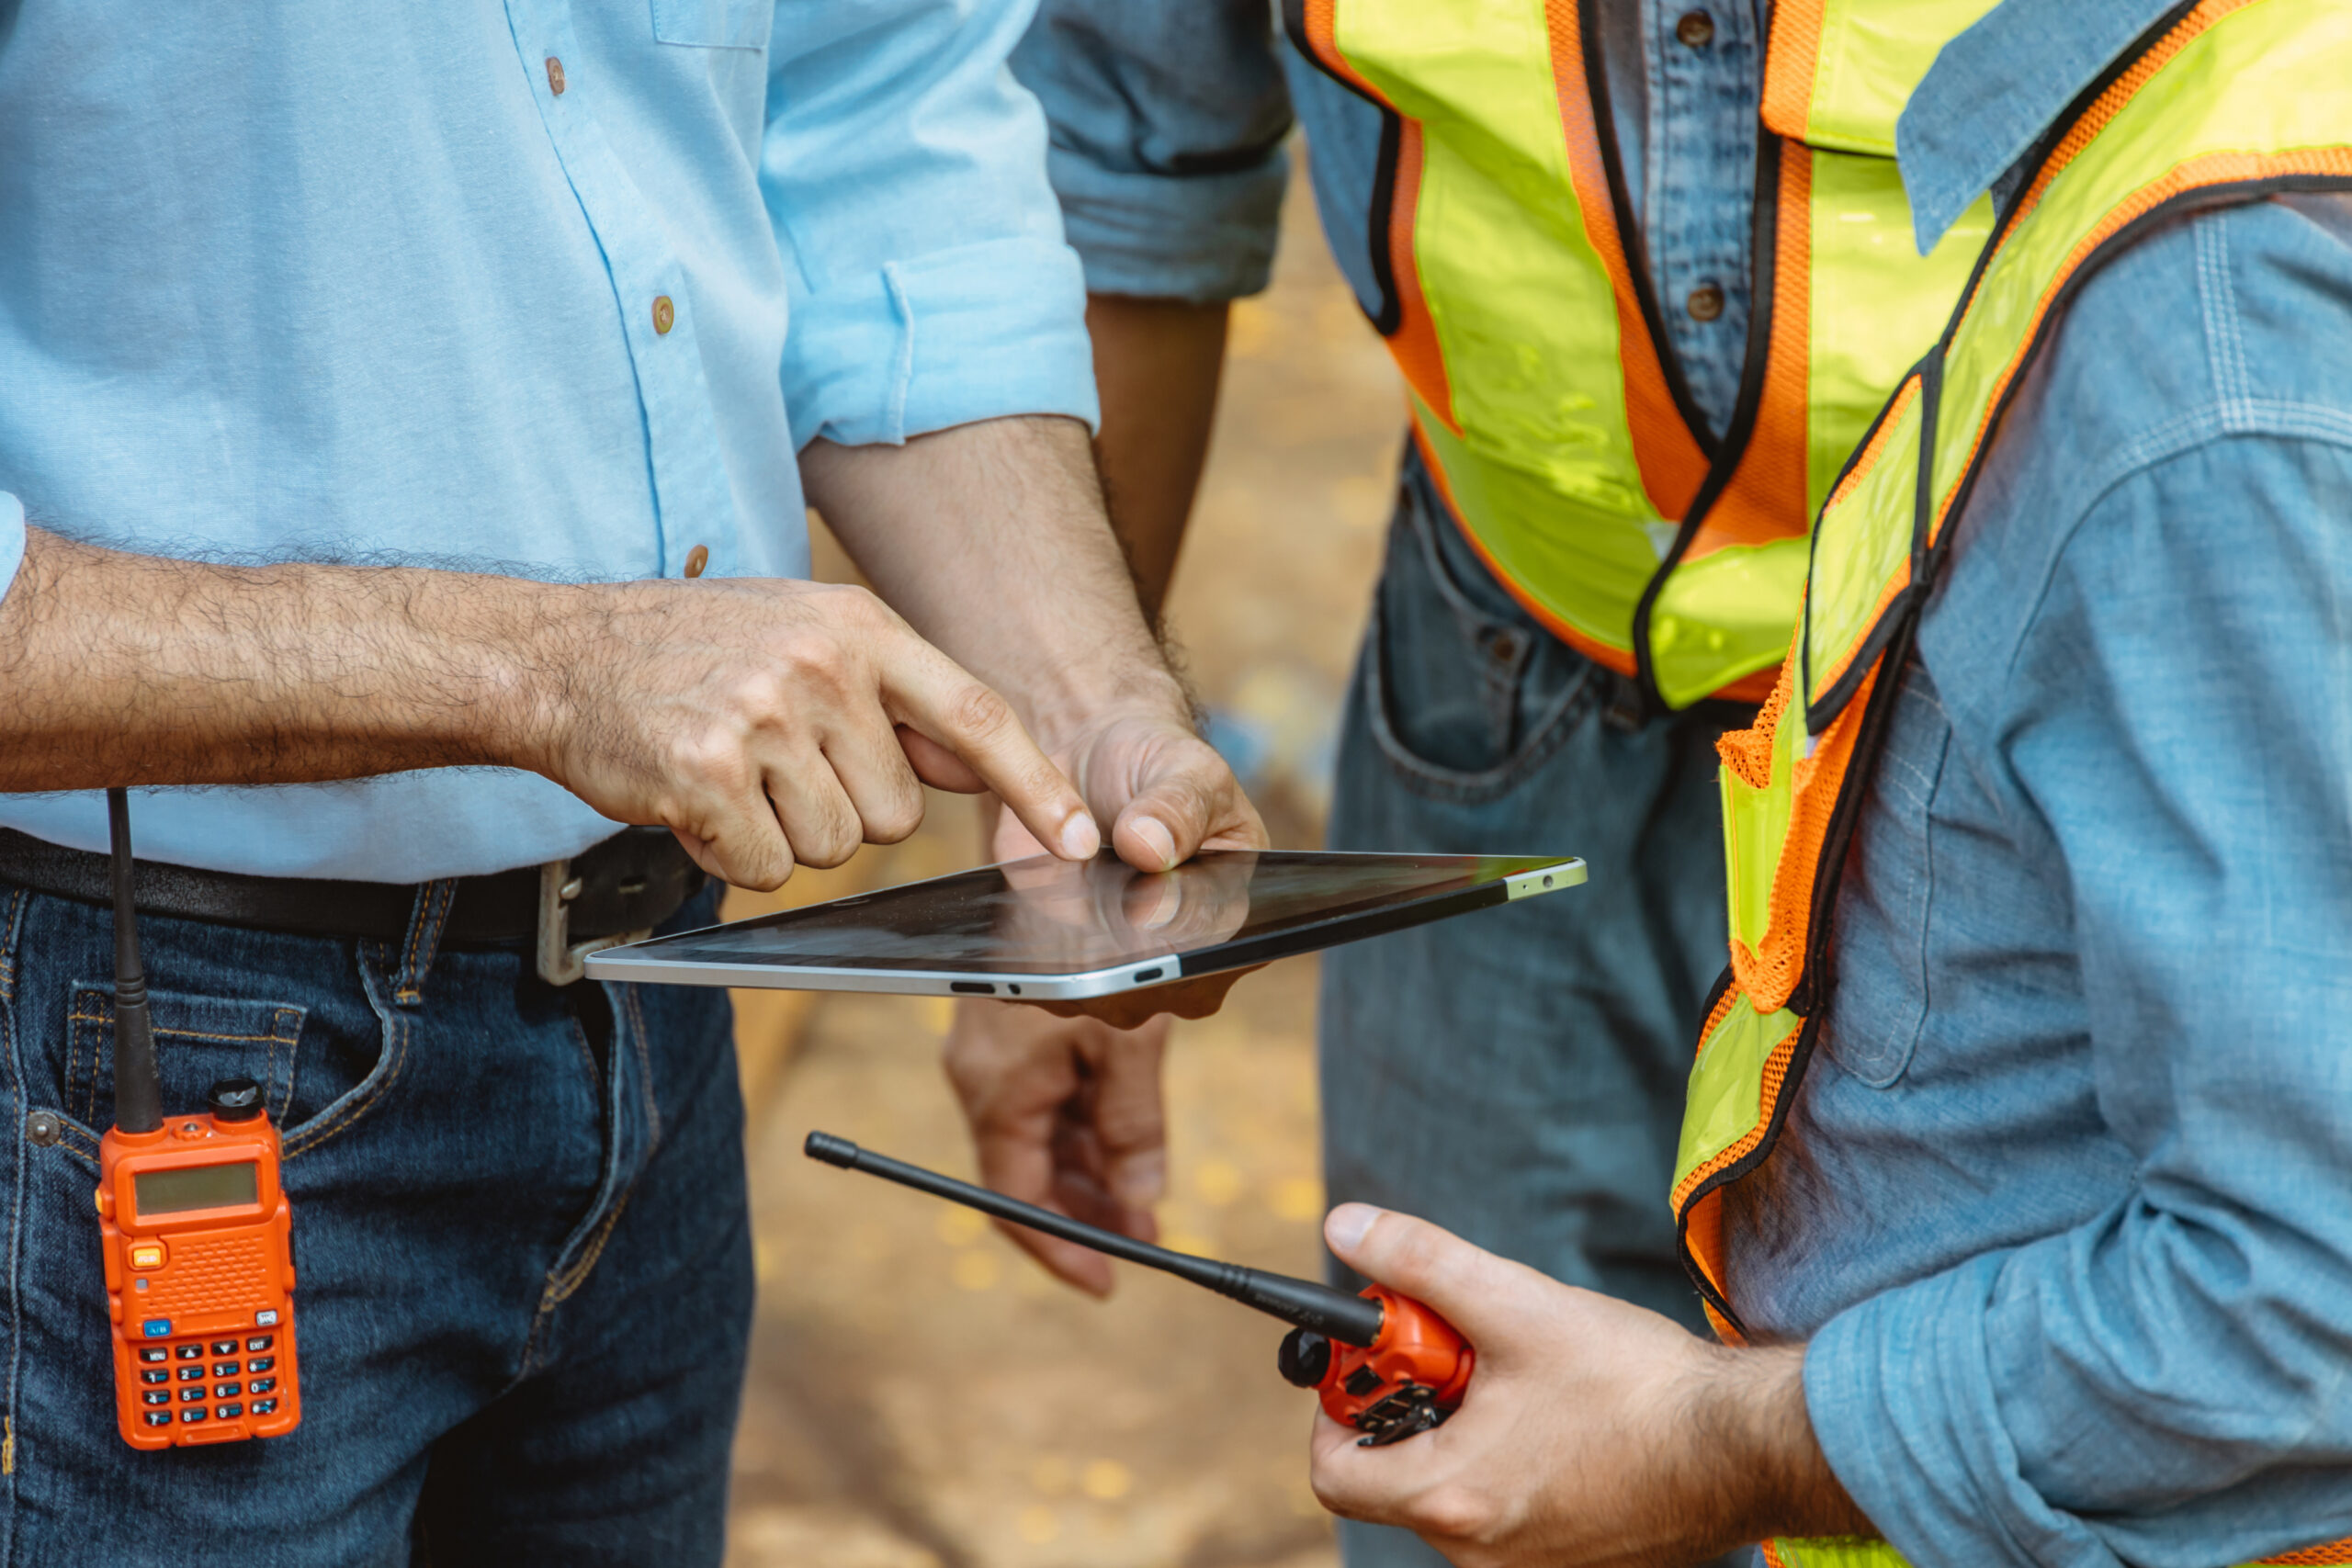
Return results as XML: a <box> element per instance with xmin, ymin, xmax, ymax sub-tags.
<box><xmin>1669</xmin><ymin>2</ymin><xmax>2352</xmax><ymax>1562</ymax></box>
<box><xmin>1283</xmin><ymin>0</ymin><xmax>1998</xmax><ymax>709</ymax></box>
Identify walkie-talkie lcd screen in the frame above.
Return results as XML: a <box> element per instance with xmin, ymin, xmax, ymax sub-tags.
<box><xmin>134</xmin><ymin>1162</ymin><xmax>259</xmax><ymax>1216</ymax></box>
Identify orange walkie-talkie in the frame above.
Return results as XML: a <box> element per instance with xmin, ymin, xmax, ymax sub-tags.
<box><xmin>95</xmin><ymin>789</ymin><xmax>301</xmax><ymax>1449</ymax></box>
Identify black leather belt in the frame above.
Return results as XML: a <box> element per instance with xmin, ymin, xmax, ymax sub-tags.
<box><xmin>0</xmin><ymin>824</ymin><xmax>707</xmax><ymax>984</ymax></box>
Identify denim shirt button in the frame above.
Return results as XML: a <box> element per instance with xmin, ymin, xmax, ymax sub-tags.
<box><xmin>1686</xmin><ymin>284</ymin><xmax>1725</xmax><ymax>321</ymax></box>
<box><xmin>1675</xmin><ymin>10</ymin><xmax>1714</xmax><ymax>48</ymax></box>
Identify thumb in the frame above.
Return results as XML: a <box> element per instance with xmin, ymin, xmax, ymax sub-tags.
<box><xmin>1323</xmin><ymin>1203</ymin><xmax>1531</xmax><ymax>1342</ymax></box>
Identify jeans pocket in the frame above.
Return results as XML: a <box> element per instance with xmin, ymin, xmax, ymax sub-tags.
<box><xmin>60</xmin><ymin>987</ymin><xmax>306</xmax><ymax>1145</ymax></box>
<box><xmin>1361</xmin><ymin>491</ymin><xmax>1599</xmax><ymax>803</ymax></box>
<box><xmin>651</xmin><ymin>0</ymin><xmax>771</xmax><ymax>49</ymax></box>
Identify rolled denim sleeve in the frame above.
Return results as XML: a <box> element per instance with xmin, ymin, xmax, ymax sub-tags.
<box><xmin>0</xmin><ymin>493</ymin><xmax>22</xmax><ymax>604</ymax></box>
<box><xmin>763</xmin><ymin>0</ymin><xmax>1097</xmax><ymax>447</ymax></box>
<box><xmin>1806</xmin><ymin>429</ymin><xmax>2352</xmax><ymax>1563</ymax></box>
<box><xmin>1011</xmin><ymin>0</ymin><xmax>1292</xmax><ymax>302</ymax></box>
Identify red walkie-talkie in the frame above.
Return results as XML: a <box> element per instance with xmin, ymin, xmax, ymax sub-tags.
<box><xmin>95</xmin><ymin>789</ymin><xmax>302</xmax><ymax>1449</ymax></box>
<box><xmin>805</xmin><ymin>1132</ymin><xmax>1473</xmax><ymax>1444</ymax></box>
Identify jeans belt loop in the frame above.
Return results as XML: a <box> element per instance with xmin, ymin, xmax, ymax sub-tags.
<box><xmin>536</xmin><ymin>858</ymin><xmax>653</xmax><ymax>987</ymax></box>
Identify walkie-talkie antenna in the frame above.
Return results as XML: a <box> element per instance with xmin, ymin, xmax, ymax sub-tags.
<box><xmin>107</xmin><ymin>789</ymin><xmax>164</xmax><ymax>1135</ymax></box>
<box><xmin>805</xmin><ymin>1131</ymin><xmax>1385</xmax><ymax>1346</ymax></box>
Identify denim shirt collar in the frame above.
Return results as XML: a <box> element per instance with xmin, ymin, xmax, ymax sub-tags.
<box><xmin>1894</xmin><ymin>0</ymin><xmax>2188</xmax><ymax>253</ymax></box>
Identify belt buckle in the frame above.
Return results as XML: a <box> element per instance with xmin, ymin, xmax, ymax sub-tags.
<box><xmin>536</xmin><ymin>859</ymin><xmax>650</xmax><ymax>987</ymax></box>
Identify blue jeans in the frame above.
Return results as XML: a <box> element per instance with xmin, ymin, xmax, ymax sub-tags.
<box><xmin>1320</xmin><ymin>453</ymin><xmax>1743</xmax><ymax>1568</ymax></box>
<box><xmin>0</xmin><ymin>878</ymin><xmax>750</xmax><ymax>1565</ymax></box>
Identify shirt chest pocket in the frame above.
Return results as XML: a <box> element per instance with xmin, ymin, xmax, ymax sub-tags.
<box><xmin>652</xmin><ymin>0</ymin><xmax>770</xmax><ymax>50</ymax></box>
<box><xmin>1823</xmin><ymin>661</ymin><xmax>1953</xmax><ymax>1089</ymax></box>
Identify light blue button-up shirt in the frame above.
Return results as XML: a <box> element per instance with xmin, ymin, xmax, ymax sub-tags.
<box><xmin>0</xmin><ymin>0</ymin><xmax>1096</xmax><ymax>882</ymax></box>
<box><xmin>1718</xmin><ymin>2</ymin><xmax>2352</xmax><ymax>1561</ymax></box>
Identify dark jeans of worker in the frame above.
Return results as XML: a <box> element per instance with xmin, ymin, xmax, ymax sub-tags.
<box><xmin>1321</xmin><ymin>450</ymin><xmax>1746</xmax><ymax>1568</ymax></box>
<box><xmin>0</xmin><ymin>878</ymin><xmax>749</xmax><ymax>1567</ymax></box>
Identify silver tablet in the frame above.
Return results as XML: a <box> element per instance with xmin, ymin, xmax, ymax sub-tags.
<box><xmin>583</xmin><ymin>849</ymin><xmax>1586</xmax><ymax>1000</ymax></box>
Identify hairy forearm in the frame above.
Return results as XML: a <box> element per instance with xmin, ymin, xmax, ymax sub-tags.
<box><xmin>801</xmin><ymin>414</ymin><xmax>1186</xmax><ymax>746</ymax></box>
<box><xmin>1682</xmin><ymin>1345</ymin><xmax>1877</xmax><ymax>1549</ymax></box>
<box><xmin>0</xmin><ymin>526</ymin><xmax>562</xmax><ymax>791</ymax></box>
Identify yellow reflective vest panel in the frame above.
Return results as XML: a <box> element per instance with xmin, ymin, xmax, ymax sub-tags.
<box><xmin>1671</xmin><ymin>2</ymin><xmax>2352</xmax><ymax>1561</ymax></box>
<box><xmin>1283</xmin><ymin>0</ymin><xmax>1994</xmax><ymax>707</ymax></box>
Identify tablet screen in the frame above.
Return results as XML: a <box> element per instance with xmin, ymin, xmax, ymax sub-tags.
<box><xmin>599</xmin><ymin>850</ymin><xmax>1577</xmax><ymax>982</ymax></box>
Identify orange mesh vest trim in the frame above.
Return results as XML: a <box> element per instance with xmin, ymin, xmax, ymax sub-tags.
<box><xmin>1673</xmin><ymin>1</ymin><xmax>2352</xmax><ymax>1559</ymax></box>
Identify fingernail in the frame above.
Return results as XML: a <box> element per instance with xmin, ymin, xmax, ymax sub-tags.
<box><xmin>1114</xmin><ymin>1150</ymin><xmax>1166</xmax><ymax>1208</ymax></box>
<box><xmin>1060</xmin><ymin>812</ymin><xmax>1102</xmax><ymax>860</ymax></box>
<box><xmin>1325</xmin><ymin>1203</ymin><xmax>1380</xmax><ymax>1254</ymax></box>
<box><xmin>1132</xmin><ymin>817</ymin><xmax>1177</xmax><ymax>871</ymax></box>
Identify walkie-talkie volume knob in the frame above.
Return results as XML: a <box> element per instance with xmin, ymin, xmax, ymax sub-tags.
<box><xmin>1278</xmin><ymin>1328</ymin><xmax>1331</xmax><ymax>1389</ymax></box>
<box><xmin>208</xmin><ymin>1078</ymin><xmax>264</xmax><ymax>1122</ymax></box>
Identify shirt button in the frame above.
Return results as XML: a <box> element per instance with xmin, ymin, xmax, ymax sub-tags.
<box><xmin>546</xmin><ymin>57</ymin><xmax>566</xmax><ymax>96</ymax></box>
<box><xmin>683</xmin><ymin>544</ymin><xmax>709</xmax><ymax>579</ymax></box>
<box><xmin>1686</xmin><ymin>284</ymin><xmax>1725</xmax><ymax>322</ymax></box>
<box><xmin>652</xmin><ymin>296</ymin><xmax>675</xmax><ymax>334</ymax></box>
<box><xmin>1676</xmin><ymin>10</ymin><xmax>1714</xmax><ymax>47</ymax></box>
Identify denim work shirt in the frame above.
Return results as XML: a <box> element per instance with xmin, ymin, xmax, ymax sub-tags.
<box><xmin>0</xmin><ymin>0</ymin><xmax>1094</xmax><ymax>883</ymax></box>
<box><xmin>1012</xmin><ymin>0</ymin><xmax>1766</xmax><ymax>441</ymax></box>
<box><xmin>1716</xmin><ymin>1</ymin><xmax>2352</xmax><ymax>1561</ymax></box>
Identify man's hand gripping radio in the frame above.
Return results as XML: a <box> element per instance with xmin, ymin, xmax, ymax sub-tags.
<box><xmin>97</xmin><ymin>789</ymin><xmax>301</xmax><ymax>1449</ymax></box>
<box><xmin>805</xmin><ymin>1132</ymin><xmax>1472</xmax><ymax>1444</ymax></box>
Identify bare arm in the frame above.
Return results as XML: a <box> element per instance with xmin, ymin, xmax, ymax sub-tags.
<box><xmin>801</xmin><ymin>412</ymin><xmax>1261</xmax><ymax>872</ymax></box>
<box><xmin>1084</xmin><ymin>294</ymin><xmax>1230</xmax><ymax>622</ymax></box>
<box><xmin>928</xmin><ymin>300</ymin><xmax>1239</xmax><ymax>1294</ymax></box>
<box><xmin>0</xmin><ymin>525</ymin><xmax>1096</xmax><ymax>888</ymax></box>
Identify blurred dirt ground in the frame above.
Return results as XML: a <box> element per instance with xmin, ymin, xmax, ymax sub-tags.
<box><xmin>720</xmin><ymin>160</ymin><xmax>1405</xmax><ymax>1568</ymax></box>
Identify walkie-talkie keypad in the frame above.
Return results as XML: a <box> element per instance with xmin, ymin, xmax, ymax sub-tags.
<box><xmin>132</xmin><ymin>1329</ymin><xmax>290</xmax><ymax>1438</ymax></box>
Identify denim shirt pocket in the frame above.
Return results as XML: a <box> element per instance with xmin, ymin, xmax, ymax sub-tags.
<box><xmin>59</xmin><ymin>987</ymin><xmax>306</xmax><ymax>1149</ymax></box>
<box><xmin>1823</xmin><ymin>662</ymin><xmax>1952</xmax><ymax>1089</ymax></box>
<box><xmin>651</xmin><ymin>0</ymin><xmax>772</xmax><ymax>50</ymax></box>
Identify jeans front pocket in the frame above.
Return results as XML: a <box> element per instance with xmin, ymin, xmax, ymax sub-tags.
<box><xmin>1361</xmin><ymin>459</ymin><xmax>1600</xmax><ymax>804</ymax></box>
<box><xmin>62</xmin><ymin>987</ymin><xmax>306</xmax><ymax>1142</ymax></box>
<box><xmin>651</xmin><ymin>0</ymin><xmax>771</xmax><ymax>49</ymax></box>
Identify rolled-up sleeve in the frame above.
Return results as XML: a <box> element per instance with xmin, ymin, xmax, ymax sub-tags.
<box><xmin>0</xmin><ymin>492</ymin><xmax>24</xmax><ymax>604</ymax></box>
<box><xmin>1805</xmin><ymin>434</ymin><xmax>2352</xmax><ymax>1565</ymax></box>
<box><xmin>1012</xmin><ymin>0</ymin><xmax>1292</xmax><ymax>302</ymax></box>
<box><xmin>763</xmin><ymin>0</ymin><xmax>1098</xmax><ymax>447</ymax></box>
